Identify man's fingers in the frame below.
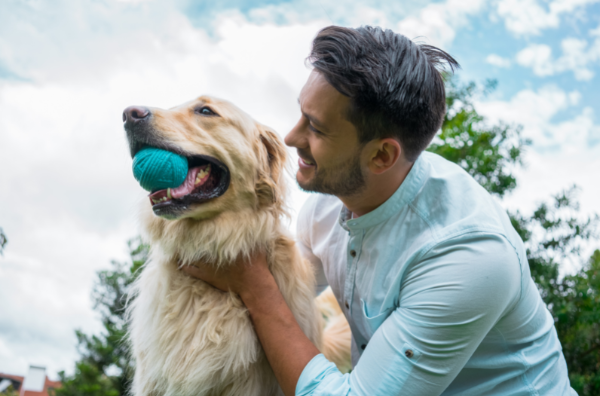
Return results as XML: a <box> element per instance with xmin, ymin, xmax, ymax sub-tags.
<box><xmin>181</xmin><ymin>264</ymin><xmax>205</xmax><ymax>279</ymax></box>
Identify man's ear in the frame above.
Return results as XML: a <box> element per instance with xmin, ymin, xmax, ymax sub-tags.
<box><xmin>367</xmin><ymin>138</ymin><xmax>402</xmax><ymax>174</ymax></box>
<box><xmin>255</xmin><ymin>123</ymin><xmax>288</xmax><ymax>208</ymax></box>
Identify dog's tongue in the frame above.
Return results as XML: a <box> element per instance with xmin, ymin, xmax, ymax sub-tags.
<box><xmin>148</xmin><ymin>165</ymin><xmax>211</xmax><ymax>205</ymax></box>
<box><xmin>170</xmin><ymin>166</ymin><xmax>203</xmax><ymax>199</ymax></box>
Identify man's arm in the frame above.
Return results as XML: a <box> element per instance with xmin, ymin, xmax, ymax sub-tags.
<box><xmin>239</xmin><ymin>262</ymin><xmax>321</xmax><ymax>396</ymax></box>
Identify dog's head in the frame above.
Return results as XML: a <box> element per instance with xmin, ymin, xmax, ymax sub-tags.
<box><xmin>123</xmin><ymin>96</ymin><xmax>287</xmax><ymax>221</ymax></box>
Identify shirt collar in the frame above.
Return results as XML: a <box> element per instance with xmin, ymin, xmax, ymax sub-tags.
<box><xmin>338</xmin><ymin>152</ymin><xmax>428</xmax><ymax>231</ymax></box>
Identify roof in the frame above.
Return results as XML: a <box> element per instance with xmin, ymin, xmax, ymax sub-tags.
<box><xmin>0</xmin><ymin>373</ymin><xmax>61</xmax><ymax>396</ymax></box>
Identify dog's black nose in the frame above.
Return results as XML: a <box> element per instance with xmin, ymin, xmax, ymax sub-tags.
<box><xmin>123</xmin><ymin>106</ymin><xmax>150</xmax><ymax>127</ymax></box>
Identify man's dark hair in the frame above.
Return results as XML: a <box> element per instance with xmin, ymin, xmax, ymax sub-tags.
<box><xmin>308</xmin><ymin>25</ymin><xmax>459</xmax><ymax>162</ymax></box>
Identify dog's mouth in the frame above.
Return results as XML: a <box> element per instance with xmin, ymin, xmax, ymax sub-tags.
<box><xmin>147</xmin><ymin>154</ymin><xmax>230</xmax><ymax>217</ymax></box>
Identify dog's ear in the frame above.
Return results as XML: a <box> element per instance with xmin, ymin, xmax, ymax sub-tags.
<box><xmin>255</xmin><ymin>123</ymin><xmax>287</xmax><ymax>208</ymax></box>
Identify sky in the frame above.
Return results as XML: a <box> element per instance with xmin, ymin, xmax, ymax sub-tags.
<box><xmin>0</xmin><ymin>0</ymin><xmax>599</xmax><ymax>380</ymax></box>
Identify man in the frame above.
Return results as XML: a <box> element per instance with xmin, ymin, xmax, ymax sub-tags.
<box><xmin>184</xmin><ymin>26</ymin><xmax>575</xmax><ymax>395</ymax></box>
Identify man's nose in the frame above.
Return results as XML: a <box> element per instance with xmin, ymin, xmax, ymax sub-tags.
<box><xmin>285</xmin><ymin>119</ymin><xmax>305</xmax><ymax>148</ymax></box>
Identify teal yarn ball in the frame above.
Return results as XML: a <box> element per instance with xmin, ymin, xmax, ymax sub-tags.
<box><xmin>132</xmin><ymin>147</ymin><xmax>188</xmax><ymax>191</ymax></box>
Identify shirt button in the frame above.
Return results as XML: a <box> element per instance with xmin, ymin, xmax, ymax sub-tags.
<box><xmin>350</xmin><ymin>250</ymin><xmax>356</xmax><ymax>257</ymax></box>
<box><xmin>345</xmin><ymin>301</ymin><xmax>350</xmax><ymax>309</ymax></box>
<box><xmin>361</xmin><ymin>344</ymin><xmax>366</xmax><ymax>350</ymax></box>
<box><xmin>405</xmin><ymin>349</ymin><xmax>414</xmax><ymax>358</ymax></box>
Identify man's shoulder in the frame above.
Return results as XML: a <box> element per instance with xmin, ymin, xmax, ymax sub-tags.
<box><xmin>299</xmin><ymin>193</ymin><xmax>342</xmax><ymax>220</ymax></box>
<box><xmin>297</xmin><ymin>193</ymin><xmax>343</xmax><ymax>235</ymax></box>
<box><xmin>414</xmin><ymin>152</ymin><xmax>512</xmax><ymax>237</ymax></box>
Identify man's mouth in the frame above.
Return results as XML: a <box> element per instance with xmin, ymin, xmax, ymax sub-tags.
<box><xmin>298</xmin><ymin>152</ymin><xmax>316</xmax><ymax>168</ymax></box>
<box><xmin>145</xmin><ymin>154</ymin><xmax>230</xmax><ymax>217</ymax></box>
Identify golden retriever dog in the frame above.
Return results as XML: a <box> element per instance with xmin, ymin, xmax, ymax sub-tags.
<box><xmin>123</xmin><ymin>96</ymin><xmax>350</xmax><ymax>396</ymax></box>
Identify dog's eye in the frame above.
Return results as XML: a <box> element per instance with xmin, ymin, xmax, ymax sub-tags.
<box><xmin>196</xmin><ymin>107</ymin><xmax>219</xmax><ymax>117</ymax></box>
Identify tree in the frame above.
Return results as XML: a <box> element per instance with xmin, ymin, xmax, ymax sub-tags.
<box><xmin>1</xmin><ymin>384</ymin><xmax>19</xmax><ymax>396</ymax></box>
<box><xmin>511</xmin><ymin>190</ymin><xmax>600</xmax><ymax>395</ymax></box>
<box><xmin>0</xmin><ymin>228</ymin><xmax>7</xmax><ymax>255</ymax></box>
<box><xmin>54</xmin><ymin>237</ymin><xmax>148</xmax><ymax>396</ymax></box>
<box><xmin>430</xmin><ymin>79</ymin><xmax>600</xmax><ymax>395</ymax></box>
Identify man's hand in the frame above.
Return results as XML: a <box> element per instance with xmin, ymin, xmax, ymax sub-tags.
<box><xmin>180</xmin><ymin>249</ymin><xmax>270</xmax><ymax>298</ymax></box>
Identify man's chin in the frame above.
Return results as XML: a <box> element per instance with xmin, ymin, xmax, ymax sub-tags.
<box><xmin>295</xmin><ymin>171</ymin><xmax>319</xmax><ymax>193</ymax></box>
<box><xmin>296</xmin><ymin>168</ymin><xmax>313</xmax><ymax>185</ymax></box>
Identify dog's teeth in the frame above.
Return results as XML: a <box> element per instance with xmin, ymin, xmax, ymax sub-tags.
<box><xmin>193</xmin><ymin>165</ymin><xmax>212</xmax><ymax>185</ymax></box>
<box><xmin>167</xmin><ymin>188</ymin><xmax>172</xmax><ymax>199</ymax></box>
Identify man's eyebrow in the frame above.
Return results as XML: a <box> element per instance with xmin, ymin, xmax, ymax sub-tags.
<box><xmin>297</xmin><ymin>98</ymin><xmax>326</xmax><ymax>129</ymax></box>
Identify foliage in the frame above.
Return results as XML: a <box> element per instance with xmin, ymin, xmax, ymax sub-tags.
<box><xmin>560</xmin><ymin>250</ymin><xmax>600</xmax><ymax>394</ymax></box>
<box><xmin>510</xmin><ymin>187</ymin><xmax>598</xmax><ymax>304</ymax></box>
<box><xmin>53</xmin><ymin>237</ymin><xmax>149</xmax><ymax>396</ymax></box>
<box><xmin>0</xmin><ymin>227</ymin><xmax>7</xmax><ymax>255</ymax></box>
<box><xmin>428</xmin><ymin>78</ymin><xmax>530</xmax><ymax>197</ymax></box>
<box><xmin>1</xmin><ymin>384</ymin><xmax>18</xmax><ymax>396</ymax></box>
<box><xmin>511</xmin><ymin>190</ymin><xmax>599</xmax><ymax>396</ymax></box>
<box><xmin>432</xmin><ymin>79</ymin><xmax>600</xmax><ymax>395</ymax></box>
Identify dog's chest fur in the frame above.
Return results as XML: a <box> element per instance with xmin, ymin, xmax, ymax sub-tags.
<box><xmin>128</xmin><ymin>212</ymin><xmax>322</xmax><ymax>396</ymax></box>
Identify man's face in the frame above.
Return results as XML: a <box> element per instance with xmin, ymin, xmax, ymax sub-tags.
<box><xmin>285</xmin><ymin>71</ymin><xmax>366</xmax><ymax>197</ymax></box>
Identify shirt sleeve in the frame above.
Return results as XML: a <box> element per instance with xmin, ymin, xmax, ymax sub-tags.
<box><xmin>297</xmin><ymin>196</ymin><xmax>329</xmax><ymax>295</ymax></box>
<box><xmin>296</xmin><ymin>233</ymin><xmax>522</xmax><ymax>395</ymax></box>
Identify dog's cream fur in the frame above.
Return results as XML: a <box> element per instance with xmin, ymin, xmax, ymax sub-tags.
<box><xmin>127</xmin><ymin>96</ymin><xmax>350</xmax><ymax>396</ymax></box>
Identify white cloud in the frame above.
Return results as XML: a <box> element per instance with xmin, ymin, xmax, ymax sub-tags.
<box><xmin>235</xmin><ymin>0</ymin><xmax>484</xmax><ymax>49</ymax></box>
<box><xmin>397</xmin><ymin>0</ymin><xmax>486</xmax><ymax>48</ymax></box>
<box><xmin>496</xmin><ymin>0</ymin><xmax>599</xmax><ymax>36</ymax></box>
<box><xmin>568</xmin><ymin>90</ymin><xmax>582</xmax><ymax>106</ymax></box>
<box><xmin>476</xmin><ymin>86</ymin><xmax>600</xmax><ymax>226</ymax></box>
<box><xmin>558</xmin><ymin>37</ymin><xmax>598</xmax><ymax>80</ymax></box>
<box><xmin>476</xmin><ymin>85</ymin><xmax>594</xmax><ymax>148</ymax></box>
<box><xmin>516</xmin><ymin>44</ymin><xmax>555</xmax><ymax>75</ymax></box>
<box><xmin>486</xmin><ymin>54</ymin><xmax>512</xmax><ymax>67</ymax></box>
<box><xmin>516</xmin><ymin>30</ymin><xmax>600</xmax><ymax>80</ymax></box>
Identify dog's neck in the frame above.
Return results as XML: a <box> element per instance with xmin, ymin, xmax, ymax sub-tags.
<box><xmin>142</xmin><ymin>206</ymin><xmax>282</xmax><ymax>268</ymax></box>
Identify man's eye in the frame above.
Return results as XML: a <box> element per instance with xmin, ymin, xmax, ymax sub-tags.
<box><xmin>196</xmin><ymin>107</ymin><xmax>219</xmax><ymax>116</ymax></box>
<box><xmin>309</xmin><ymin>124</ymin><xmax>322</xmax><ymax>134</ymax></box>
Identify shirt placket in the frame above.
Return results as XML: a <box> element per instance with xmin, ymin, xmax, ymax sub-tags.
<box><xmin>344</xmin><ymin>229</ymin><xmax>364</xmax><ymax>316</ymax></box>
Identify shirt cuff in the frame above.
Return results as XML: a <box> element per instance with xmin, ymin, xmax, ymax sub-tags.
<box><xmin>296</xmin><ymin>354</ymin><xmax>340</xmax><ymax>395</ymax></box>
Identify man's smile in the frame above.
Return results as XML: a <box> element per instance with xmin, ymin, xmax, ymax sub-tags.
<box><xmin>297</xmin><ymin>150</ymin><xmax>316</xmax><ymax>169</ymax></box>
<box><xmin>298</xmin><ymin>157</ymin><xmax>315</xmax><ymax>169</ymax></box>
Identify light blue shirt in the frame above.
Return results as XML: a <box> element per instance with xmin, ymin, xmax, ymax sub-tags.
<box><xmin>296</xmin><ymin>152</ymin><xmax>575</xmax><ymax>395</ymax></box>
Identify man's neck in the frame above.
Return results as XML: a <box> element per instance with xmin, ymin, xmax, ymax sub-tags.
<box><xmin>339</xmin><ymin>159</ymin><xmax>414</xmax><ymax>218</ymax></box>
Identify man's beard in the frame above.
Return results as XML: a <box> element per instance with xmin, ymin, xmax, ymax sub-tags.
<box><xmin>297</xmin><ymin>152</ymin><xmax>366</xmax><ymax>197</ymax></box>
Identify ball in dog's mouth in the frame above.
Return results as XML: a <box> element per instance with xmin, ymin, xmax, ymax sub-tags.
<box><xmin>149</xmin><ymin>154</ymin><xmax>230</xmax><ymax>218</ymax></box>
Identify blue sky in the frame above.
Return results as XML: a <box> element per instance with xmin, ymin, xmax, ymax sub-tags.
<box><xmin>0</xmin><ymin>0</ymin><xmax>599</xmax><ymax>379</ymax></box>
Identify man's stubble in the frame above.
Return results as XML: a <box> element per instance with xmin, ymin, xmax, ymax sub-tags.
<box><xmin>297</xmin><ymin>151</ymin><xmax>367</xmax><ymax>197</ymax></box>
